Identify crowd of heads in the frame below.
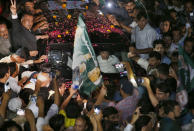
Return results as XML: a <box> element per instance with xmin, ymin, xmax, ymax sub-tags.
<box><xmin>0</xmin><ymin>0</ymin><xmax>193</xmax><ymax>131</ymax></box>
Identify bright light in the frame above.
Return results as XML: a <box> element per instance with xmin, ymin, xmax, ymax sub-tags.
<box><xmin>107</xmin><ymin>2</ymin><xmax>112</xmax><ymax>8</ymax></box>
<box><xmin>97</xmin><ymin>10</ymin><xmax>103</xmax><ymax>15</ymax></box>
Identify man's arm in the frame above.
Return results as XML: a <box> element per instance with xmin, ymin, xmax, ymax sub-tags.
<box><xmin>53</xmin><ymin>77</ymin><xmax>60</xmax><ymax>106</ymax></box>
<box><xmin>33</xmin><ymin>55</ymin><xmax>48</xmax><ymax>64</ymax></box>
<box><xmin>128</xmin><ymin>54</ymin><xmax>149</xmax><ymax>71</ymax></box>
<box><xmin>60</xmin><ymin>87</ymin><xmax>77</xmax><ymax>110</ymax></box>
<box><xmin>10</xmin><ymin>0</ymin><xmax>22</xmax><ymax>32</ymax></box>
<box><xmin>0</xmin><ymin>91</ymin><xmax>11</xmax><ymax>118</ymax></box>
<box><xmin>136</xmin><ymin>48</ymin><xmax>153</xmax><ymax>55</ymax></box>
<box><xmin>142</xmin><ymin>77</ymin><xmax>158</xmax><ymax>107</ymax></box>
<box><xmin>25</xmin><ymin>109</ymin><xmax>37</xmax><ymax>131</ymax></box>
<box><xmin>119</xmin><ymin>23</ymin><xmax>132</xmax><ymax>33</ymax></box>
<box><xmin>37</xmin><ymin>96</ymin><xmax>44</xmax><ymax>118</ymax></box>
<box><xmin>94</xmin><ymin>85</ymin><xmax>107</xmax><ymax>106</ymax></box>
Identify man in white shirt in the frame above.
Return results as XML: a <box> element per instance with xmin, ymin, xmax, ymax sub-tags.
<box><xmin>97</xmin><ymin>51</ymin><xmax>120</xmax><ymax>73</ymax></box>
<box><xmin>131</xmin><ymin>11</ymin><xmax>157</xmax><ymax>59</ymax></box>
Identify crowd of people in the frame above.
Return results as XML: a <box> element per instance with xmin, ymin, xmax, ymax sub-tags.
<box><xmin>0</xmin><ymin>0</ymin><xmax>194</xmax><ymax>131</ymax></box>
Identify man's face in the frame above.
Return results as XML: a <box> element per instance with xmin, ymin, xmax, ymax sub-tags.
<box><xmin>0</xmin><ymin>24</ymin><xmax>9</xmax><ymax>39</ymax></box>
<box><xmin>25</xmin><ymin>2</ymin><xmax>34</xmax><ymax>13</ymax></box>
<box><xmin>108</xmin><ymin>113</ymin><xmax>120</xmax><ymax>122</ymax></box>
<box><xmin>21</xmin><ymin>15</ymin><xmax>34</xmax><ymax>30</ymax></box>
<box><xmin>15</xmin><ymin>56</ymin><xmax>25</xmax><ymax>63</ymax></box>
<box><xmin>174</xmin><ymin>105</ymin><xmax>181</xmax><ymax>118</ymax></box>
<box><xmin>148</xmin><ymin>57</ymin><xmax>160</xmax><ymax>68</ymax></box>
<box><xmin>137</xmin><ymin>17</ymin><xmax>147</xmax><ymax>30</ymax></box>
<box><xmin>171</xmin><ymin>55</ymin><xmax>178</xmax><ymax>63</ymax></box>
<box><xmin>184</xmin><ymin>41</ymin><xmax>193</xmax><ymax>55</ymax></box>
<box><xmin>156</xmin><ymin>88</ymin><xmax>169</xmax><ymax>101</ymax></box>
<box><xmin>29</xmin><ymin>51</ymin><xmax>38</xmax><ymax>57</ymax></box>
<box><xmin>74</xmin><ymin>118</ymin><xmax>86</xmax><ymax>131</ymax></box>
<box><xmin>170</xmin><ymin>12</ymin><xmax>177</xmax><ymax>20</ymax></box>
<box><xmin>162</xmin><ymin>21</ymin><xmax>170</xmax><ymax>33</ymax></box>
<box><xmin>144</xmin><ymin>120</ymin><xmax>153</xmax><ymax>131</ymax></box>
<box><xmin>163</xmin><ymin>36</ymin><xmax>172</xmax><ymax>49</ymax></box>
<box><xmin>124</xmin><ymin>2</ymin><xmax>136</xmax><ymax>14</ymax></box>
<box><xmin>100</xmin><ymin>51</ymin><xmax>109</xmax><ymax>60</ymax></box>
<box><xmin>59</xmin><ymin>83</ymin><xmax>66</xmax><ymax>96</ymax></box>
<box><xmin>154</xmin><ymin>44</ymin><xmax>164</xmax><ymax>55</ymax></box>
<box><xmin>172</xmin><ymin>30</ymin><xmax>180</xmax><ymax>43</ymax></box>
<box><xmin>185</xmin><ymin>2</ymin><xmax>193</xmax><ymax>13</ymax></box>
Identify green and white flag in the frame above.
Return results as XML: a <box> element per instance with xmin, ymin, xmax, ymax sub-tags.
<box><xmin>178</xmin><ymin>46</ymin><xmax>194</xmax><ymax>92</ymax></box>
<box><xmin>72</xmin><ymin>14</ymin><xmax>102</xmax><ymax>96</ymax></box>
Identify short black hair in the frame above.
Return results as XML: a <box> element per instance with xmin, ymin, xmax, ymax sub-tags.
<box><xmin>49</xmin><ymin>114</ymin><xmax>64</xmax><ymax>131</ymax></box>
<box><xmin>135</xmin><ymin>115</ymin><xmax>151</xmax><ymax>131</ymax></box>
<box><xmin>0</xmin><ymin>16</ymin><xmax>12</xmax><ymax>29</ymax></box>
<box><xmin>160</xmin><ymin>17</ymin><xmax>171</xmax><ymax>23</ymax></box>
<box><xmin>156</xmin><ymin>83</ymin><xmax>171</xmax><ymax>94</ymax></box>
<box><xmin>24</xmin><ymin>0</ymin><xmax>33</xmax><ymax>3</ymax></box>
<box><xmin>65</xmin><ymin>101</ymin><xmax>81</xmax><ymax>118</ymax></box>
<box><xmin>0</xmin><ymin>120</ymin><xmax>22</xmax><ymax>131</ymax></box>
<box><xmin>184</xmin><ymin>37</ymin><xmax>193</xmax><ymax>46</ymax></box>
<box><xmin>165</xmin><ymin>77</ymin><xmax>177</xmax><ymax>92</ymax></box>
<box><xmin>169</xmin><ymin>9</ymin><xmax>177</xmax><ymax>14</ymax></box>
<box><xmin>8</xmin><ymin>62</ymin><xmax>17</xmax><ymax>76</ymax></box>
<box><xmin>38</xmin><ymin>87</ymin><xmax>49</xmax><ymax>100</ymax></box>
<box><xmin>19</xmin><ymin>88</ymin><xmax>34</xmax><ymax>105</ymax></box>
<box><xmin>149</xmin><ymin>51</ymin><xmax>161</xmax><ymax>60</ymax></box>
<box><xmin>137</xmin><ymin>11</ymin><xmax>147</xmax><ymax>21</ymax></box>
<box><xmin>187</xmin><ymin>90</ymin><xmax>194</xmax><ymax>110</ymax></box>
<box><xmin>102</xmin><ymin>107</ymin><xmax>118</xmax><ymax>118</ymax></box>
<box><xmin>157</xmin><ymin>63</ymin><xmax>169</xmax><ymax>76</ymax></box>
<box><xmin>161</xmin><ymin>100</ymin><xmax>179</xmax><ymax>115</ymax></box>
<box><xmin>40</xmin><ymin>63</ymin><xmax>52</xmax><ymax>73</ymax></box>
<box><xmin>0</xmin><ymin>63</ymin><xmax>9</xmax><ymax>79</ymax></box>
<box><xmin>163</xmin><ymin>32</ymin><xmax>172</xmax><ymax>38</ymax></box>
<box><xmin>172</xmin><ymin>27</ymin><xmax>180</xmax><ymax>33</ymax></box>
<box><xmin>77</xmin><ymin>115</ymin><xmax>93</xmax><ymax>131</ymax></box>
<box><xmin>184</xmin><ymin>0</ymin><xmax>193</xmax><ymax>5</ymax></box>
<box><xmin>153</xmin><ymin>40</ymin><xmax>165</xmax><ymax>48</ymax></box>
<box><xmin>20</xmin><ymin>11</ymin><xmax>33</xmax><ymax>19</ymax></box>
<box><xmin>0</xmin><ymin>17</ymin><xmax>7</xmax><ymax>26</ymax></box>
<box><xmin>171</xmin><ymin>51</ymin><xmax>178</xmax><ymax>57</ymax></box>
<box><xmin>15</xmin><ymin>47</ymin><xmax>30</xmax><ymax>60</ymax></box>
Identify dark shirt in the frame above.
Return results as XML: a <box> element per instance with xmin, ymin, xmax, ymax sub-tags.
<box><xmin>11</xmin><ymin>18</ymin><xmax>37</xmax><ymax>52</ymax></box>
<box><xmin>0</xmin><ymin>82</ymin><xmax>5</xmax><ymax>97</ymax></box>
<box><xmin>159</xmin><ymin>117</ymin><xmax>182</xmax><ymax>131</ymax></box>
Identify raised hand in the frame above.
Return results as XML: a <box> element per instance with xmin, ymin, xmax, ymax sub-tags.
<box><xmin>142</xmin><ymin>77</ymin><xmax>151</xmax><ymax>89</ymax></box>
<box><xmin>10</xmin><ymin>0</ymin><xmax>17</xmax><ymax>15</ymax></box>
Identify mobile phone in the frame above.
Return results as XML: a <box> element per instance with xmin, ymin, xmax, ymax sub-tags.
<box><xmin>114</xmin><ymin>63</ymin><xmax>125</xmax><ymax>74</ymax></box>
<box><xmin>17</xmin><ymin>109</ymin><xmax>25</xmax><ymax>116</ymax></box>
<box><xmin>136</xmin><ymin>77</ymin><xmax>144</xmax><ymax>85</ymax></box>
<box><xmin>120</xmin><ymin>71</ymin><xmax>128</xmax><ymax>77</ymax></box>
<box><xmin>190</xmin><ymin>12</ymin><xmax>193</xmax><ymax>17</ymax></box>
<box><xmin>4</xmin><ymin>82</ymin><xmax>10</xmax><ymax>92</ymax></box>
<box><xmin>94</xmin><ymin>105</ymin><xmax>101</xmax><ymax>114</ymax></box>
<box><xmin>115</xmin><ymin>63</ymin><xmax>124</xmax><ymax>69</ymax></box>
